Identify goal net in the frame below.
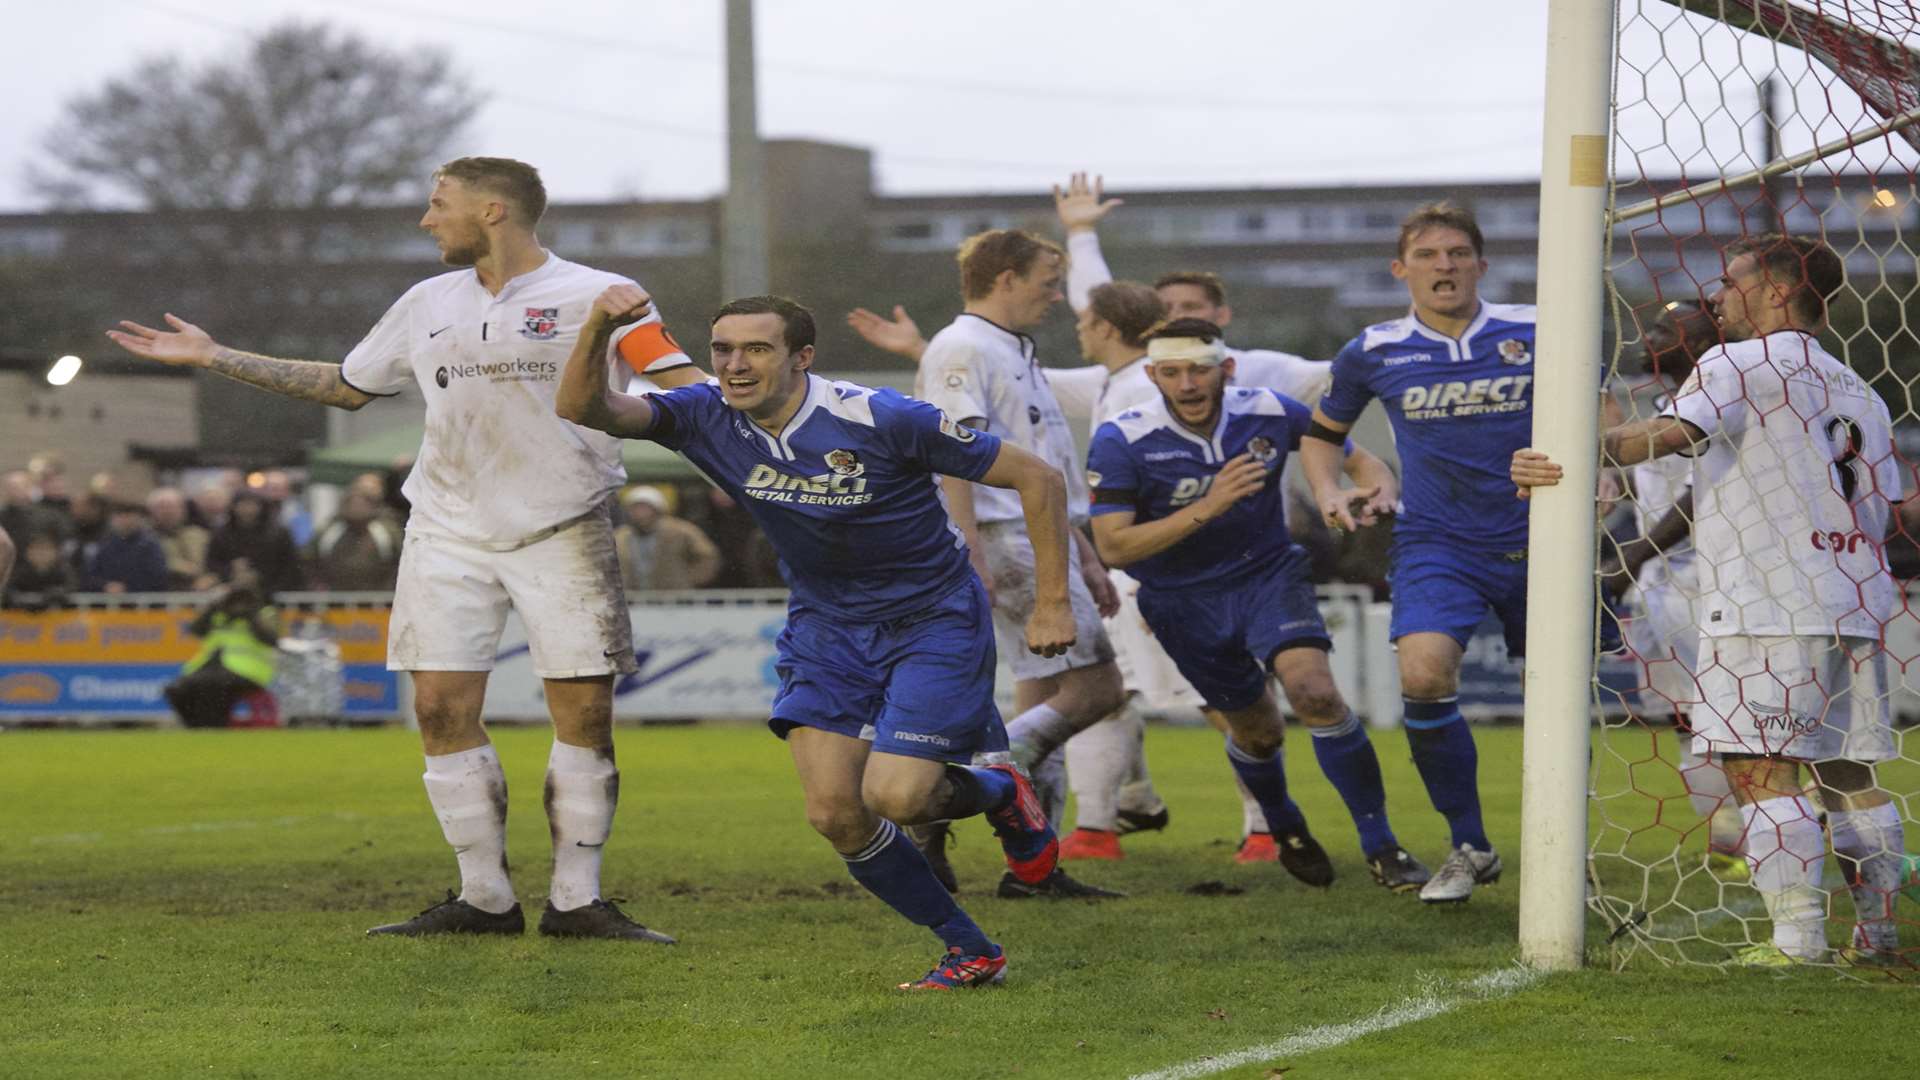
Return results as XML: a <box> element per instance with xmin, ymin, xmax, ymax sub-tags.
<box><xmin>1592</xmin><ymin>0</ymin><xmax>1920</xmax><ymax>971</ymax></box>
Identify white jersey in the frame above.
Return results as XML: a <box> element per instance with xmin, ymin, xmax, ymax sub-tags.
<box><xmin>918</xmin><ymin>313</ymin><xmax>1088</xmax><ymax>524</ymax></box>
<box><xmin>1663</xmin><ymin>330</ymin><xmax>1897</xmax><ymax>638</ymax></box>
<box><xmin>342</xmin><ymin>252</ymin><xmax>690</xmax><ymax>546</ymax></box>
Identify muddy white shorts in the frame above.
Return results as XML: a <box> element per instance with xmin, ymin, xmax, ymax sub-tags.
<box><xmin>1692</xmin><ymin>634</ymin><xmax>1894</xmax><ymax>762</ymax></box>
<box><xmin>388</xmin><ymin>507</ymin><xmax>636</xmax><ymax>679</ymax></box>
<box><xmin>976</xmin><ymin>519</ymin><xmax>1115</xmax><ymax>682</ymax></box>
<box><xmin>1626</xmin><ymin>570</ymin><xmax>1702</xmax><ymax>715</ymax></box>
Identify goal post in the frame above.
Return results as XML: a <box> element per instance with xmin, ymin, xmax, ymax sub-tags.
<box><xmin>1520</xmin><ymin>0</ymin><xmax>1618</xmax><ymax>972</ymax></box>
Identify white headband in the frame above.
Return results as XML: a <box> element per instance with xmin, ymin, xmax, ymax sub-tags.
<box><xmin>1146</xmin><ymin>335</ymin><xmax>1226</xmax><ymax>366</ymax></box>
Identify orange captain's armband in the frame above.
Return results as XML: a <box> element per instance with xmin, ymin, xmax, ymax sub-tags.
<box><xmin>617</xmin><ymin>322</ymin><xmax>687</xmax><ymax>374</ymax></box>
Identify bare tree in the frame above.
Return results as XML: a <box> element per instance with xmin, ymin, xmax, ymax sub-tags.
<box><xmin>29</xmin><ymin>21</ymin><xmax>482</xmax><ymax>211</ymax></box>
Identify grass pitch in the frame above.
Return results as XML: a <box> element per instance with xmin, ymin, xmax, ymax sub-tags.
<box><xmin>2</xmin><ymin>723</ymin><xmax>1913</xmax><ymax>1079</ymax></box>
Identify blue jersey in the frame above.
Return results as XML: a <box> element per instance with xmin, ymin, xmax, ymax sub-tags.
<box><xmin>1318</xmin><ymin>303</ymin><xmax>1537</xmax><ymax>550</ymax></box>
<box><xmin>1086</xmin><ymin>387</ymin><xmax>1315</xmax><ymax>591</ymax></box>
<box><xmin>643</xmin><ymin>375</ymin><xmax>1002</xmax><ymax>621</ymax></box>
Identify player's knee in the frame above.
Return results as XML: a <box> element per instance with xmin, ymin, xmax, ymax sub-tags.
<box><xmin>413</xmin><ymin>694</ymin><xmax>481</xmax><ymax>743</ymax></box>
<box><xmin>1399</xmin><ymin>665</ymin><xmax>1458</xmax><ymax>701</ymax></box>
<box><xmin>861</xmin><ymin>773</ymin><xmax>936</xmax><ymax>825</ymax></box>
<box><xmin>803</xmin><ymin>798</ymin><xmax>871</xmax><ymax>848</ymax></box>
<box><xmin>1282</xmin><ymin>674</ymin><xmax>1346</xmax><ymax>726</ymax></box>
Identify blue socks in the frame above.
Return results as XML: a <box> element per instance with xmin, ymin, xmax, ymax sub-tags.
<box><xmin>842</xmin><ymin>819</ymin><xmax>992</xmax><ymax>955</ymax></box>
<box><xmin>1224</xmin><ymin>738</ymin><xmax>1308</xmax><ymax>836</ymax></box>
<box><xmin>1308</xmin><ymin>711</ymin><xmax>1398</xmax><ymax>855</ymax></box>
<box><xmin>1403</xmin><ymin>698</ymin><xmax>1490</xmax><ymax>851</ymax></box>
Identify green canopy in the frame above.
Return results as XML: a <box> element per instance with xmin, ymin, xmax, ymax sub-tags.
<box><xmin>306</xmin><ymin>422</ymin><xmax>703</xmax><ymax>485</ymax></box>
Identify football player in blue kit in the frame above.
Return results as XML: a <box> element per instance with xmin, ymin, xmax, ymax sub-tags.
<box><xmin>557</xmin><ymin>286</ymin><xmax>1111</xmax><ymax>990</ymax></box>
<box><xmin>1085</xmin><ymin>319</ymin><xmax>1431</xmax><ymax>891</ymax></box>
<box><xmin>1298</xmin><ymin>202</ymin><xmax>1532</xmax><ymax>903</ymax></box>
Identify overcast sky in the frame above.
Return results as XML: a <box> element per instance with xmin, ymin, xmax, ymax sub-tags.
<box><xmin>4</xmin><ymin>1</ymin><xmax>1916</xmax><ymax>212</ymax></box>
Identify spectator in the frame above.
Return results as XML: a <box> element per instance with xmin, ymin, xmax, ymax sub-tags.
<box><xmin>259</xmin><ymin>469</ymin><xmax>314</xmax><ymax>547</ymax></box>
<box><xmin>165</xmin><ymin>579</ymin><xmax>281</xmax><ymax>728</ymax></box>
<box><xmin>309</xmin><ymin>490</ymin><xmax>402</xmax><ymax>591</ymax></box>
<box><xmin>147</xmin><ymin>487</ymin><xmax>213</xmax><ymax>590</ymax></box>
<box><xmin>83</xmin><ymin>501</ymin><xmax>170</xmax><ymax>593</ymax></box>
<box><xmin>2</xmin><ymin>470</ymin><xmax>64</xmax><ymax>546</ymax></box>
<box><xmin>614</xmin><ymin>486</ymin><xmax>721</xmax><ymax>592</ymax></box>
<box><xmin>0</xmin><ymin>524</ymin><xmax>12</xmax><ymax>598</ymax></box>
<box><xmin>206</xmin><ymin>490</ymin><xmax>304</xmax><ymax>594</ymax></box>
<box><xmin>5</xmin><ymin>531</ymin><xmax>78</xmax><ymax>607</ymax></box>
<box><xmin>27</xmin><ymin>451</ymin><xmax>72</xmax><ymax>517</ymax></box>
<box><xmin>65</xmin><ymin>490</ymin><xmax>108</xmax><ymax>570</ymax></box>
<box><xmin>189</xmin><ymin>477</ymin><xmax>234</xmax><ymax>532</ymax></box>
<box><xmin>349</xmin><ymin>471</ymin><xmax>406</xmax><ymax>531</ymax></box>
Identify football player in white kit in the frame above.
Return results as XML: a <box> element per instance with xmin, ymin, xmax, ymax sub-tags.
<box><xmin>108</xmin><ymin>158</ymin><xmax>703</xmax><ymax>941</ymax></box>
<box><xmin>910</xmin><ymin>228</ymin><xmax>1128</xmax><ymax>899</ymax></box>
<box><xmin>1514</xmin><ymin>235</ymin><xmax>1908</xmax><ymax>965</ymax></box>
<box><xmin>1606</xmin><ymin>301</ymin><xmax>1755</xmax><ymax>879</ymax></box>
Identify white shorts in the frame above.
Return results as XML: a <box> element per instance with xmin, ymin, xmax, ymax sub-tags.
<box><xmin>977</xmin><ymin>519</ymin><xmax>1115</xmax><ymax>682</ymax></box>
<box><xmin>1106</xmin><ymin>568</ymin><xmax>1206</xmax><ymax>711</ymax></box>
<box><xmin>389</xmin><ymin>509</ymin><xmax>636</xmax><ymax>679</ymax></box>
<box><xmin>1692</xmin><ymin>634</ymin><xmax>1895</xmax><ymax>762</ymax></box>
<box><xmin>1626</xmin><ymin>576</ymin><xmax>1701</xmax><ymax>714</ymax></box>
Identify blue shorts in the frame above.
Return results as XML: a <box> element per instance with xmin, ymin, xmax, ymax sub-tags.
<box><xmin>767</xmin><ymin>578</ymin><xmax>1008</xmax><ymax>764</ymax></box>
<box><xmin>1388</xmin><ymin>538</ymin><xmax>1528</xmax><ymax>657</ymax></box>
<box><xmin>1135</xmin><ymin>550</ymin><xmax>1330</xmax><ymax>712</ymax></box>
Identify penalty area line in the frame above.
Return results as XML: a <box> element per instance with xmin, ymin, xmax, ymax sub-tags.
<box><xmin>1123</xmin><ymin>966</ymin><xmax>1547</xmax><ymax>1080</ymax></box>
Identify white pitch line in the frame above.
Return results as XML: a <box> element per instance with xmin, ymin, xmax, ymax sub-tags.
<box><xmin>1124</xmin><ymin>966</ymin><xmax>1546</xmax><ymax>1080</ymax></box>
<box><xmin>30</xmin><ymin>811</ymin><xmax>365</xmax><ymax>845</ymax></box>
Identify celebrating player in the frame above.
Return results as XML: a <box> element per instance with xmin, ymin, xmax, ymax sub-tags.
<box><xmin>557</xmin><ymin>290</ymin><xmax>1114</xmax><ymax>990</ymax></box>
<box><xmin>1513</xmin><ymin>234</ymin><xmax>1907</xmax><ymax>965</ymax></box>
<box><xmin>1085</xmin><ymin>320</ymin><xmax>1428</xmax><ymax>890</ymax></box>
<box><xmin>107</xmin><ymin>158</ymin><xmax>700</xmax><ymax>942</ymax></box>
<box><xmin>908</xmin><ymin>229</ymin><xmax>1130</xmax><ymax>896</ymax></box>
<box><xmin>1296</xmin><ymin>202</ymin><xmax>1529</xmax><ymax>904</ymax></box>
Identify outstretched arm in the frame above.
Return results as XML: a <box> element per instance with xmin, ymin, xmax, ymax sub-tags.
<box><xmin>975</xmin><ymin>443</ymin><xmax>1075</xmax><ymax>657</ymax></box>
<box><xmin>1334</xmin><ymin>444</ymin><xmax>1398</xmax><ymax>528</ymax></box>
<box><xmin>107</xmin><ymin>315</ymin><xmax>374</xmax><ymax>411</ymax></box>
<box><xmin>846</xmin><ymin>305</ymin><xmax>927</xmax><ymax>362</ymax></box>
<box><xmin>1054</xmin><ymin>172</ymin><xmax>1121</xmax><ymax>314</ymax></box>
<box><xmin>1513</xmin><ymin>417</ymin><xmax>1704</xmax><ymax>499</ymax></box>
<box><xmin>556</xmin><ymin>285</ymin><xmax>661</xmax><ymax>438</ymax></box>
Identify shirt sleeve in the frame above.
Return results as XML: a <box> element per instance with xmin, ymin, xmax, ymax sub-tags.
<box><xmin>1065</xmin><ymin>231</ymin><xmax>1114</xmax><ymax>314</ymax></box>
<box><xmin>917</xmin><ymin>338</ymin><xmax>994</xmax><ymax>427</ymax></box>
<box><xmin>1085</xmin><ymin>424</ymin><xmax>1140</xmax><ymax>516</ymax></box>
<box><xmin>1662</xmin><ymin>347</ymin><xmax>1745</xmax><ymax>448</ymax></box>
<box><xmin>1045</xmin><ymin>365</ymin><xmax>1107</xmax><ymax>423</ymax></box>
<box><xmin>612</xmin><ymin>307</ymin><xmax>693</xmax><ymax>375</ymax></box>
<box><xmin>882</xmin><ymin>392</ymin><xmax>1002</xmax><ymax>481</ymax></box>
<box><xmin>1316</xmin><ymin>339</ymin><xmax>1375</xmax><ymax>426</ymax></box>
<box><xmin>339</xmin><ymin>289</ymin><xmax>416</xmax><ymax>396</ymax></box>
<box><xmin>637</xmin><ymin>384</ymin><xmax>720</xmax><ymax>451</ymax></box>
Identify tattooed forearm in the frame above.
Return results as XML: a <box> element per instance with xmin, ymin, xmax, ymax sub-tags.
<box><xmin>206</xmin><ymin>347</ymin><xmax>374</xmax><ymax>410</ymax></box>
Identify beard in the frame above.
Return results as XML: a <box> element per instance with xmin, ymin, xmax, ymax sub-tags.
<box><xmin>438</xmin><ymin>228</ymin><xmax>490</xmax><ymax>267</ymax></box>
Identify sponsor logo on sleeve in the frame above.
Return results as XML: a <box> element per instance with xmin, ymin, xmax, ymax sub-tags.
<box><xmin>939</xmin><ymin>415</ymin><xmax>977</xmax><ymax>442</ymax></box>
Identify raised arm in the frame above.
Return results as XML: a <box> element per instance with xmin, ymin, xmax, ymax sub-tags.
<box><xmin>974</xmin><ymin>442</ymin><xmax>1075</xmax><ymax>657</ymax></box>
<box><xmin>107</xmin><ymin>315</ymin><xmax>374</xmax><ymax>411</ymax></box>
<box><xmin>846</xmin><ymin>305</ymin><xmax>927</xmax><ymax>363</ymax></box>
<box><xmin>555</xmin><ymin>285</ymin><xmax>661</xmax><ymax>438</ymax></box>
<box><xmin>1090</xmin><ymin>453</ymin><xmax>1266</xmax><ymax>568</ymax></box>
<box><xmin>1054</xmin><ymin>172</ymin><xmax>1121</xmax><ymax>314</ymax></box>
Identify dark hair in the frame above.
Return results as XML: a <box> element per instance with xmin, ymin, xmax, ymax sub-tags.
<box><xmin>1087</xmin><ymin>282</ymin><xmax>1167</xmax><ymax>350</ymax></box>
<box><xmin>1145</xmin><ymin>317</ymin><xmax>1226</xmax><ymax>344</ymax></box>
<box><xmin>434</xmin><ymin>157</ymin><xmax>549</xmax><ymax>225</ymax></box>
<box><xmin>711</xmin><ymin>295</ymin><xmax>817</xmax><ymax>352</ymax></box>
<box><xmin>1152</xmin><ymin>270</ymin><xmax>1227</xmax><ymax>307</ymax></box>
<box><xmin>957</xmin><ymin>229</ymin><xmax>1064</xmax><ymax>300</ymax></box>
<box><xmin>1398</xmin><ymin>201</ymin><xmax>1484</xmax><ymax>258</ymax></box>
<box><xmin>1724</xmin><ymin>232</ymin><xmax>1845</xmax><ymax>325</ymax></box>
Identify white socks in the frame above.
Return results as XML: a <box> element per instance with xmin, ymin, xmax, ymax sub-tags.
<box><xmin>1740</xmin><ymin>795</ymin><xmax>1828</xmax><ymax>959</ymax></box>
<box><xmin>1829</xmin><ymin>802</ymin><xmax>1905</xmax><ymax>953</ymax></box>
<box><xmin>1007</xmin><ymin>702</ymin><xmax>1077</xmax><ymax>760</ymax></box>
<box><xmin>546</xmin><ymin>741</ymin><xmax>620</xmax><ymax>912</ymax></box>
<box><xmin>1675</xmin><ymin>740</ymin><xmax>1744</xmax><ymax>856</ymax></box>
<box><xmin>1064</xmin><ymin>702</ymin><xmax>1139</xmax><ymax>831</ymax></box>
<box><xmin>1238</xmin><ymin>772</ymin><xmax>1270</xmax><ymax>836</ymax></box>
<box><xmin>422</xmin><ymin>744</ymin><xmax>516</xmax><ymax>914</ymax></box>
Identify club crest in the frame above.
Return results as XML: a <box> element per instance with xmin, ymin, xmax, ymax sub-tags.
<box><xmin>1246</xmin><ymin>435</ymin><xmax>1278</xmax><ymax>464</ymax></box>
<box><xmin>825</xmin><ymin>449</ymin><xmax>865</xmax><ymax>478</ymax></box>
<box><xmin>1498</xmin><ymin>338</ymin><xmax>1532</xmax><ymax>366</ymax></box>
<box><xmin>522</xmin><ymin>307</ymin><xmax>560</xmax><ymax>340</ymax></box>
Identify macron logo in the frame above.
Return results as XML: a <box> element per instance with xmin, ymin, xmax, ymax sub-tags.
<box><xmin>893</xmin><ymin>731</ymin><xmax>952</xmax><ymax>747</ymax></box>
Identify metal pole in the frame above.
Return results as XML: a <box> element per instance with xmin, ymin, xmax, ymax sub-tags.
<box><xmin>1520</xmin><ymin>0</ymin><xmax>1615</xmax><ymax>972</ymax></box>
<box><xmin>722</xmin><ymin>0</ymin><xmax>769</xmax><ymax>299</ymax></box>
